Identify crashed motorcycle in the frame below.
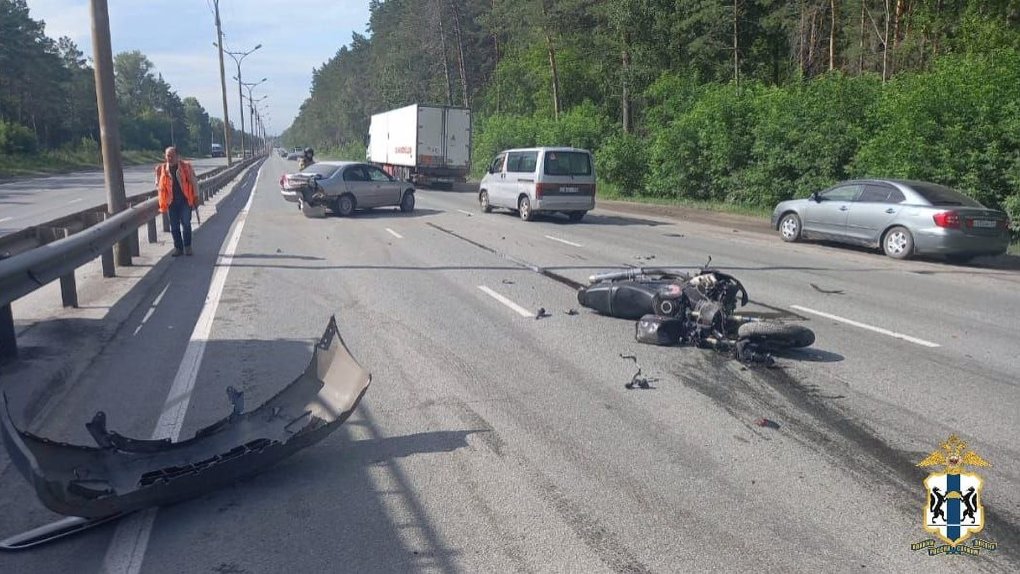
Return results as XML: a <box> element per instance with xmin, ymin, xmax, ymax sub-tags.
<box><xmin>577</xmin><ymin>260</ymin><xmax>814</xmax><ymax>364</ymax></box>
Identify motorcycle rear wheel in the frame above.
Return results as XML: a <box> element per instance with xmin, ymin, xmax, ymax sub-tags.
<box><xmin>736</xmin><ymin>322</ymin><xmax>815</xmax><ymax>349</ymax></box>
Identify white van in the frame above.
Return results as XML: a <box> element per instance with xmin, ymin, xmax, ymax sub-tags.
<box><xmin>478</xmin><ymin>147</ymin><xmax>596</xmax><ymax>222</ymax></box>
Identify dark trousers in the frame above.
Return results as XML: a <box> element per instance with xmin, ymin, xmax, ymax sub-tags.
<box><xmin>168</xmin><ymin>201</ymin><xmax>192</xmax><ymax>250</ymax></box>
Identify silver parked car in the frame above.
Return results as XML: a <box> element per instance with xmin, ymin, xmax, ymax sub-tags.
<box><xmin>280</xmin><ymin>161</ymin><xmax>415</xmax><ymax>216</ymax></box>
<box><xmin>771</xmin><ymin>179</ymin><xmax>1010</xmax><ymax>263</ymax></box>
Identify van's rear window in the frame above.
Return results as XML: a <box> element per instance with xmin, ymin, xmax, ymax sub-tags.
<box><xmin>544</xmin><ymin>152</ymin><xmax>591</xmax><ymax>176</ymax></box>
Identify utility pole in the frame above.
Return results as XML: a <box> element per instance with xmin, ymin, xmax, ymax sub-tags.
<box><xmin>89</xmin><ymin>0</ymin><xmax>131</xmax><ymax>267</ymax></box>
<box><xmin>213</xmin><ymin>0</ymin><xmax>232</xmax><ymax>164</ymax></box>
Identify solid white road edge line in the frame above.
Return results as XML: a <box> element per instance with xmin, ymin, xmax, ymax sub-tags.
<box><xmin>544</xmin><ymin>235</ymin><xmax>583</xmax><ymax>248</ymax></box>
<box><xmin>0</xmin><ymin>216</ymin><xmax>13</xmax><ymax>223</ymax></box>
<box><xmin>790</xmin><ymin>304</ymin><xmax>940</xmax><ymax>348</ymax></box>
<box><xmin>478</xmin><ymin>285</ymin><xmax>533</xmax><ymax>317</ymax></box>
<box><xmin>386</xmin><ymin>228</ymin><xmax>404</xmax><ymax>239</ymax></box>
<box><xmin>101</xmin><ymin>164</ymin><xmax>262</xmax><ymax>574</ymax></box>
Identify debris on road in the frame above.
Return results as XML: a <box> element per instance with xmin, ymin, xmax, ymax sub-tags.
<box><xmin>620</xmin><ymin>354</ymin><xmax>653</xmax><ymax>390</ymax></box>
<box><xmin>535</xmin><ymin>307</ymin><xmax>551</xmax><ymax>319</ymax></box>
<box><xmin>502</xmin><ymin>279</ymin><xmax>515</xmax><ymax>285</ymax></box>
<box><xmin>565</xmin><ymin>308</ymin><xmax>579</xmax><ymax>316</ymax></box>
<box><xmin>0</xmin><ymin>316</ymin><xmax>371</xmax><ymax>521</ymax></box>
<box><xmin>754</xmin><ymin>417</ymin><xmax>781</xmax><ymax>430</ymax></box>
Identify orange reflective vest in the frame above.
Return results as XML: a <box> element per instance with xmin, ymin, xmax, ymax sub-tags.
<box><xmin>155</xmin><ymin>160</ymin><xmax>199</xmax><ymax>213</ymax></box>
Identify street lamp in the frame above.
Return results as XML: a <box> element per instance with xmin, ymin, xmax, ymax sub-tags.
<box><xmin>242</xmin><ymin>92</ymin><xmax>268</xmax><ymax>155</ymax></box>
<box><xmin>239</xmin><ymin>78</ymin><xmax>266</xmax><ymax>156</ymax></box>
<box><xmin>216</xmin><ymin>41</ymin><xmax>261</xmax><ymax>158</ymax></box>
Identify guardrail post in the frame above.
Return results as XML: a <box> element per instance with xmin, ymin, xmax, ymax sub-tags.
<box><xmin>147</xmin><ymin>218</ymin><xmax>158</xmax><ymax>243</ymax></box>
<box><xmin>128</xmin><ymin>229</ymin><xmax>140</xmax><ymax>257</ymax></box>
<box><xmin>60</xmin><ymin>272</ymin><xmax>79</xmax><ymax>308</ymax></box>
<box><xmin>101</xmin><ymin>249</ymin><xmax>115</xmax><ymax>277</ymax></box>
<box><xmin>162</xmin><ymin>213</ymin><xmax>170</xmax><ymax>232</ymax></box>
<box><xmin>0</xmin><ymin>304</ymin><xmax>16</xmax><ymax>363</ymax></box>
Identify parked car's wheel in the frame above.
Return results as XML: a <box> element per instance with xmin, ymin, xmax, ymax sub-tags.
<box><xmin>883</xmin><ymin>226</ymin><xmax>914</xmax><ymax>259</ymax></box>
<box><xmin>779</xmin><ymin>213</ymin><xmax>802</xmax><ymax>242</ymax></box>
<box><xmin>335</xmin><ymin>194</ymin><xmax>356</xmax><ymax>217</ymax></box>
<box><xmin>400</xmin><ymin>191</ymin><xmax>415</xmax><ymax>213</ymax></box>
<box><xmin>479</xmin><ymin>190</ymin><xmax>492</xmax><ymax>213</ymax></box>
<box><xmin>518</xmin><ymin>196</ymin><xmax>535</xmax><ymax>221</ymax></box>
<box><xmin>568</xmin><ymin>211</ymin><xmax>586</xmax><ymax>222</ymax></box>
<box><xmin>737</xmin><ymin>322</ymin><xmax>815</xmax><ymax>350</ymax></box>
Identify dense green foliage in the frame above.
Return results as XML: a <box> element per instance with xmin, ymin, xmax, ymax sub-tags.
<box><xmin>283</xmin><ymin>1</ymin><xmax>1020</xmax><ymax>233</ymax></box>
<box><xmin>0</xmin><ymin>0</ymin><xmax>249</xmax><ymax>166</ymax></box>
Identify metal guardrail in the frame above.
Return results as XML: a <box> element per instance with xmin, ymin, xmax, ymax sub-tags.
<box><xmin>0</xmin><ymin>157</ymin><xmax>262</xmax><ymax>362</ymax></box>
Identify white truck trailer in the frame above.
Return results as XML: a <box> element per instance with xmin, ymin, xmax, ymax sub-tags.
<box><xmin>368</xmin><ymin>104</ymin><xmax>471</xmax><ymax>188</ymax></box>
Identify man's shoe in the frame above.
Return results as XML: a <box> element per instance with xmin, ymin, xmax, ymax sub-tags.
<box><xmin>171</xmin><ymin>249</ymin><xmax>183</xmax><ymax>257</ymax></box>
<box><xmin>184</xmin><ymin>246</ymin><xmax>193</xmax><ymax>256</ymax></box>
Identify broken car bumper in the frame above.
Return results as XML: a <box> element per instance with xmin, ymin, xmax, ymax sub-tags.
<box><xmin>0</xmin><ymin>316</ymin><xmax>371</xmax><ymax>519</ymax></box>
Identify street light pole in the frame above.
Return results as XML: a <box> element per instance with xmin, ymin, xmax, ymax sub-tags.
<box><xmin>240</xmin><ymin>78</ymin><xmax>266</xmax><ymax>157</ymax></box>
<box><xmin>221</xmin><ymin>43</ymin><xmax>261</xmax><ymax>159</ymax></box>
<box><xmin>89</xmin><ymin>0</ymin><xmax>130</xmax><ymax>268</ymax></box>
<box><xmin>212</xmin><ymin>0</ymin><xmax>232</xmax><ymax>165</ymax></box>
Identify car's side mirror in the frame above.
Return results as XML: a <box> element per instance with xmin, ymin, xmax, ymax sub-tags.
<box><xmin>810</xmin><ymin>191</ymin><xmax>821</xmax><ymax>202</ymax></box>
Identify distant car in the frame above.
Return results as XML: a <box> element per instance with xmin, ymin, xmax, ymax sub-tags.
<box><xmin>279</xmin><ymin>161</ymin><xmax>416</xmax><ymax>216</ymax></box>
<box><xmin>287</xmin><ymin>149</ymin><xmax>303</xmax><ymax>160</ymax></box>
<box><xmin>210</xmin><ymin>144</ymin><xmax>224</xmax><ymax>158</ymax></box>
<box><xmin>771</xmin><ymin>179</ymin><xmax>1010</xmax><ymax>263</ymax></box>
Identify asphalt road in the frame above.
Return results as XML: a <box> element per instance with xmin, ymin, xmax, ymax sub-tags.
<box><xmin>1</xmin><ymin>156</ymin><xmax>1017</xmax><ymax>573</ymax></box>
<box><xmin>0</xmin><ymin>158</ymin><xmax>227</xmax><ymax>237</ymax></box>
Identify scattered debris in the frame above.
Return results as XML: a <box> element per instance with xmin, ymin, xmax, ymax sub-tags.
<box><xmin>810</xmin><ymin>283</ymin><xmax>844</xmax><ymax>295</ymax></box>
<box><xmin>565</xmin><ymin>308</ymin><xmax>579</xmax><ymax>316</ymax></box>
<box><xmin>535</xmin><ymin>307</ymin><xmax>551</xmax><ymax>320</ymax></box>
<box><xmin>634</xmin><ymin>254</ymin><xmax>656</xmax><ymax>261</ymax></box>
<box><xmin>664</xmin><ymin>233</ymin><xmax>686</xmax><ymax>238</ymax></box>
<box><xmin>754</xmin><ymin>417</ymin><xmax>781</xmax><ymax>430</ymax></box>
<box><xmin>502</xmin><ymin>279</ymin><xmax>515</xmax><ymax>285</ymax></box>
<box><xmin>620</xmin><ymin>354</ymin><xmax>653</xmax><ymax>389</ymax></box>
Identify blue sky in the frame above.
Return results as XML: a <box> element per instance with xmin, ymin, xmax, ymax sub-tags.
<box><xmin>26</xmin><ymin>1</ymin><xmax>373</xmax><ymax>135</ymax></box>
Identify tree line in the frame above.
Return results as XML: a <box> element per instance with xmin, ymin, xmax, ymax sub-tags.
<box><xmin>283</xmin><ymin>0</ymin><xmax>1020</xmax><ymax>228</ymax></box>
<box><xmin>0</xmin><ymin>0</ymin><xmax>245</xmax><ymax>161</ymax></box>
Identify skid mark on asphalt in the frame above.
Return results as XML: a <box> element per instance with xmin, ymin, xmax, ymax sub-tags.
<box><xmin>447</xmin><ymin>399</ymin><xmax>653</xmax><ymax>574</ymax></box>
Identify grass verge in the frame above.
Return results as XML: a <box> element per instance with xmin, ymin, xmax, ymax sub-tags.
<box><xmin>596</xmin><ymin>180</ymin><xmax>772</xmax><ymax>220</ymax></box>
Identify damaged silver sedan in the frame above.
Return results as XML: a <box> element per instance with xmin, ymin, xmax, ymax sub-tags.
<box><xmin>0</xmin><ymin>316</ymin><xmax>370</xmax><ymax>527</ymax></box>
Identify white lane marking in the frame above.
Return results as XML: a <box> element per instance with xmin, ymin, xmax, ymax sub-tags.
<box><xmin>102</xmin><ymin>165</ymin><xmax>262</xmax><ymax>574</ymax></box>
<box><xmin>790</xmin><ymin>305</ymin><xmax>940</xmax><ymax>348</ymax></box>
<box><xmin>0</xmin><ymin>217</ymin><xmax>12</xmax><ymax>223</ymax></box>
<box><xmin>545</xmin><ymin>235</ymin><xmax>582</xmax><ymax>248</ymax></box>
<box><xmin>386</xmin><ymin>228</ymin><xmax>404</xmax><ymax>239</ymax></box>
<box><xmin>68</xmin><ymin>198</ymin><xmax>83</xmax><ymax>204</ymax></box>
<box><xmin>457</xmin><ymin>209</ymin><xmax>473</xmax><ymax>216</ymax></box>
<box><xmin>478</xmin><ymin>285</ymin><xmax>533</xmax><ymax>317</ymax></box>
<box><xmin>133</xmin><ymin>283</ymin><xmax>171</xmax><ymax>336</ymax></box>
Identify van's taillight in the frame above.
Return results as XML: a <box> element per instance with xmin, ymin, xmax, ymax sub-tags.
<box><xmin>535</xmin><ymin>183</ymin><xmax>552</xmax><ymax>199</ymax></box>
<box><xmin>933</xmin><ymin>211</ymin><xmax>961</xmax><ymax>229</ymax></box>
